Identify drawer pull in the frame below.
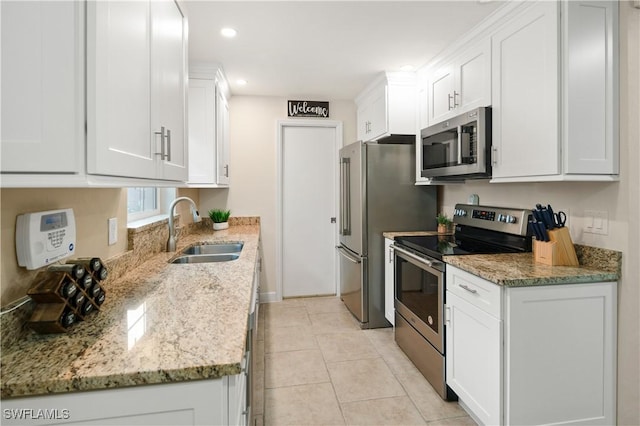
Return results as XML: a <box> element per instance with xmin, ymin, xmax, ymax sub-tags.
<box><xmin>459</xmin><ymin>284</ymin><xmax>478</xmax><ymax>294</ymax></box>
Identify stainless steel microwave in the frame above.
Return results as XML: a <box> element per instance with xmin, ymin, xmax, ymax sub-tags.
<box><xmin>420</xmin><ymin>107</ymin><xmax>491</xmax><ymax>179</ymax></box>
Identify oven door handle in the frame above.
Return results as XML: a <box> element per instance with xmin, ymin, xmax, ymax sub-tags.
<box><xmin>390</xmin><ymin>244</ymin><xmax>444</xmax><ymax>270</ymax></box>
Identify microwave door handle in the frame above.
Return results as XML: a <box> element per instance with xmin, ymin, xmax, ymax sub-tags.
<box><xmin>457</xmin><ymin>126</ymin><xmax>463</xmax><ymax>165</ymax></box>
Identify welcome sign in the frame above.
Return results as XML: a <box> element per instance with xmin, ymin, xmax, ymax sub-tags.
<box><xmin>287</xmin><ymin>100</ymin><xmax>329</xmax><ymax>118</ymax></box>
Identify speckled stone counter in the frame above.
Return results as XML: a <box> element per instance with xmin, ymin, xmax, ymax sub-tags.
<box><xmin>444</xmin><ymin>248</ymin><xmax>620</xmax><ymax>287</ymax></box>
<box><xmin>1</xmin><ymin>224</ymin><xmax>260</xmax><ymax>399</ymax></box>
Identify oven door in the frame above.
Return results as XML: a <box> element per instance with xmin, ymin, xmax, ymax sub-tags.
<box><xmin>392</xmin><ymin>244</ymin><xmax>445</xmax><ymax>354</ymax></box>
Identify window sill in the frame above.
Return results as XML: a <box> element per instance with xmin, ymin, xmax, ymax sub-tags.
<box><xmin>127</xmin><ymin>214</ymin><xmax>170</xmax><ymax>233</ymax></box>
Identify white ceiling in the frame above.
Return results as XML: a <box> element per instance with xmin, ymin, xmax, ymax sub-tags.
<box><xmin>185</xmin><ymin>1</ymin><xmax>502</xmax><ymax>100</ymax></box>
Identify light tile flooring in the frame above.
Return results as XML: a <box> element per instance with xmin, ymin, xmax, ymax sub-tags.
<box><xmin>252</xmin><ymin>296</ymin><xmax>476</xmax><ymax>426</ymax></box>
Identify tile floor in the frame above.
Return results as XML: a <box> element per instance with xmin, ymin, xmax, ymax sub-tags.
<box><xmin>252</xmin><ymin>296</ymin><xmax>476</xmax><ymax>426</ymax></box>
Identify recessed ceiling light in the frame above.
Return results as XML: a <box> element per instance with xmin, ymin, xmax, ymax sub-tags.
<box><xmin>400</xmin><ymin>65</ymin><xmax>414</xmax><ymax>72</ymax></box>
<box><xmin>236</xmin><ymin>79</ymin><xmax>247</xmax><ymax>86</ymax></box>
<box><xmin>221</xmin><ymin>28</ymin><xmax>237</xmax><ymax>38</ymax></box>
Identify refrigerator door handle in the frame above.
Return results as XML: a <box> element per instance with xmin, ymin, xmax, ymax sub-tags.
<box><xmin>336</xmin><ymin>245</ymin><xmax>361</xmax><ymax>264</ymax></box>
<box><xmin>340</xmin><ymin>157</ymin><xmax>351</xmax><ymax>236</ymax></box>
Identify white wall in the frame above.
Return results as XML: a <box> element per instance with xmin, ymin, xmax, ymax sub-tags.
<box><xmin>199</xmin><ymin>96</ymin><xmax>357</xmax><ymax>299</ymax></box>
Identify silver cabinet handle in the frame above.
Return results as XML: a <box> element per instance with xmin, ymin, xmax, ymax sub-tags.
<box><xmin>453</xmin><ymin>90</ymin><xmax>460</xmax><ymax>107</ymax></box>
<box><xmin>459</xmin><ymin>284</ymin><xmax>478</xmax><ymax>294</ymax></box>
<box><xmin>491</xmin><ymin>146</ymin><xmax>498</xmax><ymax>166</ymax></box>
<box><xmin>166</xmin><ymin>128</ymin><xmax>171</xmax><ymax>162</ymax></box>
<box><xmin>389</xmin><ymin>246</ymin><xmax>394</xmax><ymax>263</ymax></box>
<box><xmin>224</xmin><ymin>164</ymin><xmax>229</xmax><ymax>177</ymax></box>
<box><xmin>155</xmin><ymin>126</ymin><xmax>167</xmax><ymax>159</ymax></box>
<box><xmin>448</xmin><ymin>93</ymin><xmax>454</xmax><ymax>111</ymax></box>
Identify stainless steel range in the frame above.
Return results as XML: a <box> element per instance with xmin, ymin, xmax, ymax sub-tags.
<box><xmin>390</xmin><ymin>203</ymin><xmax>532</xmax><ymax>400</ymax></box>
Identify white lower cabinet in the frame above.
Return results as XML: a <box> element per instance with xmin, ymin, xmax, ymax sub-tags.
<box><xmin>1</xmin><ymin>379</ymin><xmax>230</xmax><ymax>425</ymax></box>
<box><xmin>445</xmin><ymin>266</ymin><xmax>617</xmax><ymax>425</ymax></box>
<box><xmin>384</xmin><ymin>237</ymin><xmax>395</xmax><ymax>325</ymax></box>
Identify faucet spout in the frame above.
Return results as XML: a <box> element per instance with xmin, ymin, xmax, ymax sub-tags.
<box><xmin>167</xmin><ymin>197</ymin><xmax>200</xmax><ymax>252</ymax></box>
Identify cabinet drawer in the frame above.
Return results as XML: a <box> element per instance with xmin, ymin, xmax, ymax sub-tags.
<box><xmin>446</xmin><ymin>266</ymin><xmax>502</xmax><ymax>318</ymax></box>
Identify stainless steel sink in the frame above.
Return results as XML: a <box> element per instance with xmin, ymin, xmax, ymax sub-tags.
<box><xmin>181</xmin><ymin>242</ymin><xmax>244</xmax><ymax>255</ymax></box>
<box><xmin>170</xmin><ymin>253</ymin><xmax>240</xmax><ymax>264</ymax></box>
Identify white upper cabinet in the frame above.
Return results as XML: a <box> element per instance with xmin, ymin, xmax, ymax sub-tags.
<box><xmin>188</xmin><ymin>78</ymin><xmax>217</xmax><ymax>184</ymax></box>
<box><xmin>426</xmin><ymin>38</ymin><xmax>491</xmax><ymax>125</ymax></box>
<box><xmin>491</xmin><ymin>0</ymin><xmax>619</xmax><ymax>182</ymax></box>
<box><xmin>491</xmin><ymin>1</ymin><xmax>560</xmax><ymax>180</ymax></box>
<box><xmin>563</xmin><ymin>0</ymin><xmax>619</xmax><ymax>175</ymax></box>
<box><xmin>356</xmin><ymin>72</ymin><xmax>417</xmax><ymax>142</ymax></box>
<box><xmin>187</xmin><ymin>65</ymin><xmax>230</xmax><ymax>187</ymax></box>
<box><xmin>1</xmin><ymin>1</ymin><xmax>84</xmax><ymax>175</ymax></box>
<box><xmin>216</xmin><ymin>88</ymin><xmax>230</xmax><ymax>186</ymax></box>
<box><xmin>152</xmin><ymin>0</ymin><xmax>188</xmax><ymax>181</ymax></box>
<box><xmin>87</xmin><ymin>0</ymin><xmax>188</xmax><ymax>182</ymax></box>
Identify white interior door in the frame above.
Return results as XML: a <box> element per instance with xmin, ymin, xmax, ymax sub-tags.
<box><xmin>280</xmin><ymin>123</ymin><xmax>339</xmax><ymax>298</ymax></box>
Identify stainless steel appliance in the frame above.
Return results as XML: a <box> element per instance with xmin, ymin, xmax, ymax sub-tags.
<box><xmin>420</xmin><ymin>107</ymin><xmax>491</xmax><ymax>180</ymax></box>
<box><xmin>391</xmin><ymin>203</ymin><xmax>532</xmax><ymax>400</ymax></box>
<box><xmin>337</xmin><ymin>141</ymin><xmax>437</xmax><ymax>329</ymax></box>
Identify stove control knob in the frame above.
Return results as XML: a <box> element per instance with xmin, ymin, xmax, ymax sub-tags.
<box><xmin>456</xmin><ymin>209</ymin><xmax>467</xmax><ymax>217</ymax></box>
<box><xmin>506</xmin><ymin>215</ymin><xmax>517</xmax><ymax>224</ymax></box>
<box><xmin>497</xmin><ymin>214</ymin><xmax>504</xmax><ymax>222</ymax></box>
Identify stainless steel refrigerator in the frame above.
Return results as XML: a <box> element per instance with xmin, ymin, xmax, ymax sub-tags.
<box><xmin>337</xmin><ymin>141</ymin><xmax>437</xmax><ymax>329</ymax></box>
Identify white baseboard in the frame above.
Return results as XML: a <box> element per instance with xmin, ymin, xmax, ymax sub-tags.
<box><xmin>259</xmin><ymin>291</ymin><xmax>279</xmax><ymax>303</ymax></box>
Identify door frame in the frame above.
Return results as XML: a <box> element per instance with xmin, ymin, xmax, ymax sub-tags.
<box><xmin>276</xmin><ymin>119</ymin><xmax>343</xmax><ymax>301</ymax></box>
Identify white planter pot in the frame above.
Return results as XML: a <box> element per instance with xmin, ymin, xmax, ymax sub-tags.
<box><xmin>213</xmin><ymin>222</ymin><xmax>229</xmax><ymax>231</ymax></box>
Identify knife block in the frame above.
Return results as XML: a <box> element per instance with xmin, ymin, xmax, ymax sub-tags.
<box><xmin>533</xmin><ymin>227</ymin><xmax>579</xmax><ymax>266</ymax></box>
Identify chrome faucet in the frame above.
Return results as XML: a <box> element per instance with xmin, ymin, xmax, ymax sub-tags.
<box><xmin>167</xmin><ymin>197</ymin><xmax>201</xmax><ymax>252</ymax></box>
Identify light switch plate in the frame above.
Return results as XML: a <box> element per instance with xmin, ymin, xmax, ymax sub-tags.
<box><xmin>584</xmin><ymin>210</ymin><xmax>608</xmax><ymax>235</ymax></box>
<box><xmin>108</xmin><ymin>217</ymin><xmax>118</xmax><ymax>245</ymax></box>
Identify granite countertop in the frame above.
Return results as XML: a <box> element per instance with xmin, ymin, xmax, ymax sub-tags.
<box><xmin>1</xmin><ymin>224</ymin><xmax>260</xmax><ymax>399</ymax></box>
<box><xmin>444</xmin><ymin>249</ymin><xmax>621</xmax><ymax>287</ymax></box>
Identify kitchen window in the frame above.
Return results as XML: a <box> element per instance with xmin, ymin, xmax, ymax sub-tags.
<box><xmin>127</xmin><ymin>188</ymin><xmax>160</xmax><ymax>221</ymax></box>
<box><xmin>127</xmin><ymin>188</ymin><xmax>176</xmax><ymax>223</ymax></box>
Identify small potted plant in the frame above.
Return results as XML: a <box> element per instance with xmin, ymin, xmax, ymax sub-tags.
<box><xmin>437</xmin><ymin>213</ymin><xmax>452</xmax><ymax>234</ymax></box>
<box><xmin>209</xmin><ymin>209</ymin><xmax>231</xmax><ymax>230</ymax></box>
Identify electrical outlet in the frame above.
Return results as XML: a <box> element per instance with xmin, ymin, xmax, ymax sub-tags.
<box><xmin>108</xmin><ymin>217</ymin><xmax>117</xmax><ymax>245</ymax></box>
<box><xmin>584</xmin><ymin>210</ymin><xmax>608</xmax><ymax>235</ymax></box>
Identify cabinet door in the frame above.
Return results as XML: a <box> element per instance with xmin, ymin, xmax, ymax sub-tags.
<box><xmin>446</xmin><ymin>291</ymin><xmax>502</xmax><ymax>426</ymax></box>
<box><xmin>366</xmin><ymin>84</ymin><xmax>388</xmax><ymax>141</ymax></box>
<box><xmin>564</xmin><ymin>0</ymin><xmax>618</xmax><ymax>175</ymax></box>
<box><xmin>87</xmin><ymin>0</ymin><xmax>156</xmax><ymax>179</ymax></box>
<box><xmin>188</xmin><ymin>79</ymin><xmax>217</xmax><ymax>183</ymax></box>
<box><xmin>491</xmin><ymin>1</ymin><xmax>559</xmax><ymax>179</ymax></box>
<box><xmin>456</xmin><ymin>38</ymin><xmax>491</xmax><ymax>113</ymax></box>
<box><xmin>384</xmin><ymin>238</ymin><xmax>395</xmax><ymax>325</ymax></box>
<box><xmin>428</xmin><ymin>65</ymin><xmax>455</xmax><ymax>124</ymax></box>
<box><xmin>1</xmin><ymin>1</ymin><xmax>82</xmax><ymax>173</ymax></box>
<box><xmin>152</xmin><ymin>0</ymin><xmax>188</xmax><ymax>181</ymax></box>
<box><xmin>357</xmin><ymin>83</ymin><xmax>387</xmax><ymax>142</ymax></box>
<box><xmin>216</xmin><ymin>88</ymin><xmax>230</xmax><ymax>185</ymax></box>
<box><xmin>416</xmin><ymin>71</ymin><xmax>429</xmax><ymax>131</ymax></box>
